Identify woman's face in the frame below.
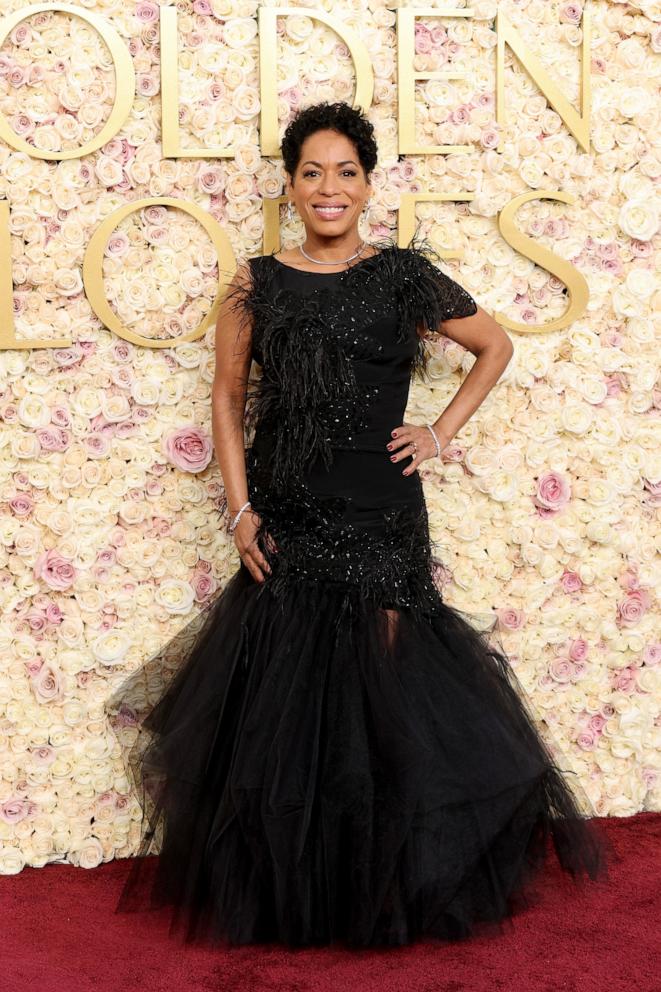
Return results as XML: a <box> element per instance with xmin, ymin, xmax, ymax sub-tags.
<box><xmin>285</xmin><ymin>128</ymin><xmax>372</xmax><ymax>240</ymax></box>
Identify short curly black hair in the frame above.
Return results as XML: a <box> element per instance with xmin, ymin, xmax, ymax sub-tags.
<box><xmin>280</xmin><ymin>101</ymin><xmax>378</xmax><ymax>183</ymax></box>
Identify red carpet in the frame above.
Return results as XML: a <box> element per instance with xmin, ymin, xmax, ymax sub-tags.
<box><xmin>2</xmin><ymin>813</ymin><xmax>659</xmax><ymax>992</ymax></box>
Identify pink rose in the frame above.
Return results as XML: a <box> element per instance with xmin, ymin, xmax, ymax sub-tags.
<box><xmin>441</xmin><ymin>443</ymin><xmax>465</xmax><ymax>462</ymax></box>
<box><xmin>102</xmin><ymin>137</ymin><xmax>123</xmax><ymax>159</ymax></box>
<box><xmin>34</xmin><ymin>549</ymin><xmax>76</xmax><ymax>591</ymax></box>
<box><xmin>137</xmin><ymin>73</ymin><xmax>160</xmax><ymax>97</ymax></box>
<box><xmin>620</xmin><ymin>566</ymin><xmax>639</xmax><ymax>590</ymax></box>
<box><xmin>23</xmin><ymin>609</ymin><xmax>47</xmax><ymax>632</ymax></box>
<box><xmin>9</xmin><ymin>494</ymin><xmax>33</xmax><ymax>516</ymax></box>
<box><xmin>480</xmin><ymin>128</ymin><xmax>500</xmax><ymax>150</ymax></box>
<box><xmin>25</xmin><ymin>658</ymin><xmax>43</xmax><ymax>677</ymax></box>
<box><xmin>192</xmin><ymin>572</ymin><xmax>217</xmax><ymax>603</ymax></box>
<box><xmin>197</xmin><ymin>165</ymin><xmax>224</xmax><ymax>195</ymax></box>
<box><xmin>145</xmin><ymin>224</ymin><xmax>168</xmax><ymax>244</ymax></box>
<box><xmin>45</xmin><ymin>603</ymin><xmax>63</xmax><ymax>623</ymax></box>
<box><xmin>105</xmin><ymin>231</ymin><xmax>129</xmax><ymax>257</ymax></box>
<box><xmin>31</xmin><ymin>663</ymin><xmax>63</xmax><ymax>703</ymax></box>
<box><xmin>560</xmin><ymin>4</ymin><xmax>583</xmax><ymax>25</ymax></box>
<box><xmin>37</xmin><ymin>427</ymin><xmax>69</xmax><ymax>452</ymax></box>
<box><xmin>9</xmin><ymin>66</ymin><xmax>26</xmax><ymax>88</ymax></box>
<box><xmin>135</xmin><ymin>1</ymin><xmax>159</xmax><ymax>23</ymax></box>
<box><xmin>450</xmin><ymin>106</ymin><xmax>471</xmax><ymax>125</ymax></box>
<box><xmin>30</xmin><ymin>746</ymin><xmax>55</xmax><ymax>766</ymax></box>
<box><xmin>576</xmin><ymin>730</ymin><xmax>596</xmax><ymax>751</ymax></box>
<box><xmin>631</xmin><ymin>240</ymin><xmax>653</xmax><ymax>257</ymax></box>
<box><xmin>12</xmin><ymin>112</ymin><xmax>33</xmax><ymax>136</ymax></box>
<box><xmin>163</xmin><ymin>425</ymin><xmax>213</xmax><ymax>473</ymax></box>
<box><xmin>617</xmin><ymin>589</ymin><xmax>651</xmax><ymax>626</ymax></box>
<box><xmin>612</xmin><ymin>667</ymin><xmax>638</xmax><ymax>693</ymax></box>
<box><xmin>561</xmin><ymin>570</ymin><xmax>582</xmax><ymax>593</ymax></box>
<box><xmin>84</xmin><ymin>434</ymin><xmax>112</xmax><ymax>459</ymax></box>
<box><xmin>568</xmin><ymin>638</ymin><xmax>588</xmax><ymax>662</ymax></box>
<box><xmin>113</xmin><ymin>703</ymin><xmax>139</xmax><ymax>728</ymax></box>
<box><xmin>10</xmin><ymin>23</ymin><xmax>30</xmax><ymax>45</ymax></box>
<box><xmin>517</xmin><ymin>306</ymin><xmax>537</xmax><ymax>324</ymax></box>
<box><xmin>496</xmin><ymin>607</ymin><xmax>524</xmax><ymax>630</ymax></box>
<box><xmin>642</xmin><ymin>643</ymin><xmax>661</xmax><ymax>667</ymax></box>
<box><xmin>0</xmin><ymin>799</ymin><xmax>34</xmax><ymax>824</ymax></box>
<box><xmin>548</xmin><ymin>656</ymin><xmax>574</xmax><ymax>684</ymax></box>
<box><xmin>144</xmin><ymin>204</ymin><xmax>168</xmax><ymax>224</ymax></box>
<box><xmin>414</xmin><ymin>24</ymin><xmax>432</xmax><ymax>55</ymax></box>
<box><xmin>53</xmin><ymin>348</ymin><xmax>82</xmax><ymax>369</ymax></box>
<box><xmin>604</xmin><ymin>372</ymin><xmax>624</xmax><ymax>394</ymax></box>
<box><xmin>110</xmin><ymin>528</ymin><xmax>127</xmax><ymax>547</ymax></box>
<box><xmin>207</xmin><ymin>81</ymin><xmax>224</xmax><ymax>101</ymax></box>
<box><xmin>534</xmin><ymin>471</ymin><xmax>571</xmax><ymax>512</ymax></box>
<box><xmin>589</xmin><ymin>714</ymin><xmax>606</xmax><ymax>733</ymax></box>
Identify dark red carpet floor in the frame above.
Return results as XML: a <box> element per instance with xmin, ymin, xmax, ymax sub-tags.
<box><xmin>1</xmin><ymin>812</ymin><xmax>659</xmax><ymax>992</ymax></box>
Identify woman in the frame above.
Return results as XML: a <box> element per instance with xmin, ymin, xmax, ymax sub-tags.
<box><xmin>106</xmin><ymin>101</ymin><xmax>609</xmax><ymax>948</ymax></box>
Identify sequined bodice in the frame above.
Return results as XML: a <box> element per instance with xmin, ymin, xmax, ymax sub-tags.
<box><xmin>222</xmin><ymin>234</ymin><xmax>478</xmax><ymax>613</ymax></box>
<box><xmin>252</xmin><ymin>253</ymin><xmax>419</xmax><ymax>457</ymax></box>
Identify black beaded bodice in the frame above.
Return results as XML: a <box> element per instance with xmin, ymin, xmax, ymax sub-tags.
<box><xmin>222</xmin><ymin>233</ymin><xmax>478</xmax><ymax>616</ymax></box>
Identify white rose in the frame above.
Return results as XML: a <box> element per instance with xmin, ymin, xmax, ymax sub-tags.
<box><xmin>72</xmin><ymin>386</ymin><xmax>103</xmax><ymax>418</ymax></box>
<box><xmin>0</xmin><ymin>845</ymin><xmax>25</xmax><ymax>875</ymax></box>
<box><xmin>625</xmin><ymin>269</ymin><xmax>656</xmax><ymax>299</ymax></box>
<box><xmin>17</xmin><ymin>394</ymin><xmax>51</xmax><ymax>429</ymax></box>
<box><xmin>71</xmin><ymin>836</ymin><xmax>104</xmax><ymax>869</ymax></box>
<box><xmin>101</xmin><ymin>394</ymin><xmax>131</xmax><ymax>423</ymax></box>
<box><xmin>618</xmin><ymin>199</ymin><xmax>658</xmax><ymax>241</ymax></box>
<box><xmin>560</xmin><ymin>403</ymin><xmax>592</xmax><ymax>436</ymax></box>
<box><xmin>154</xmin><ymin>579</ymin><xmax>196</xmax><ymax>615</ymax></box>
<box><xmin>95</xmin><ymin>156</ymin><xmax>124</xmax><ymax>188</ymax></box>
<box><xmin>53</xmin><ymin>269</ymin><xmax>83</xmax><ymax>296</ymax></box>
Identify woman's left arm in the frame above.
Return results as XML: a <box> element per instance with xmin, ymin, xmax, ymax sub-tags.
<box><xmin>388</xmin><ymin>305</ymin><xmax>514</xmax><ymax>475</ymax></box>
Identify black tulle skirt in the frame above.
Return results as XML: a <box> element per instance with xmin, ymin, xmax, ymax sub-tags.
<box><xmin>104</xmin><ymin>549</ymin><xmax>610</xmax><ymax>949</ymax></box>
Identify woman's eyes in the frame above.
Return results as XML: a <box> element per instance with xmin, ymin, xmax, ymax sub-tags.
<box><xmin>302</xmin><ymin>170</ymin><xmax>357</xmax><ymax>178</ymax></box>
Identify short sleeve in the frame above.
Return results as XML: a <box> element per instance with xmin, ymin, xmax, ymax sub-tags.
<box><xmin>407</xmin><ymin>247</ymin><xmax>478</xmax><ymax>332</ymax></box>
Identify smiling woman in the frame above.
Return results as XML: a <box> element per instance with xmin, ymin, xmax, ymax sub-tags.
<box><xmin>276</xmin><ymin>111</ymin><xmax>378</xmax><ymax>271</ymax></box>
<box><xmin>105</xmin><ymin>101</ymin><xmax>610</xmax><ymax>951</ymax></box>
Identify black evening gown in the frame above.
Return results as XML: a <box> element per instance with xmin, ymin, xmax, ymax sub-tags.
<box><xmin>105</xmin><ymin>233</ymin><xmax>610</xmax><ymax>949</ymax></box>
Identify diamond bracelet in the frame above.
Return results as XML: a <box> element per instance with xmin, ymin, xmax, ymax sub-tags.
<box><xmin>229</xmin><ymin>500</ymin><xmax>251</xmax><ymax>532</ymax></box>
<box><xmin>426</xmin><ymin>423</ymin><xmax>442</xmax><ymax>457</ymax></box>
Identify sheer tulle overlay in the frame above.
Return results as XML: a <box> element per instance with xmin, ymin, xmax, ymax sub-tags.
<box><xmin>106</xmin><ymin>561</ymin><xmax>609</xmax><ymax>948</ymax></box>
<box><xmin>105</xmin><ymin>234</ymin><xmax>610</xmax><ymax>948</ymax></box>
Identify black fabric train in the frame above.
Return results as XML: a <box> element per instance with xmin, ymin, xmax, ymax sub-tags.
<box><xmin>105</xmin><ymin>232</ymin><xmax>611</xmax><ymax>949</ymax></box>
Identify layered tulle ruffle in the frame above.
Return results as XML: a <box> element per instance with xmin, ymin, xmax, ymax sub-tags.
<box><xmin>105</xmin><ymin>562</ymin><xmax>610</xmax><ymax>948</ymax></box>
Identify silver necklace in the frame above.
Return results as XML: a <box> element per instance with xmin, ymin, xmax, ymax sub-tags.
<box><xmin>299</xmin><ymin>240</ymin><xmax>367</xmax><ymax>266</ymax></box>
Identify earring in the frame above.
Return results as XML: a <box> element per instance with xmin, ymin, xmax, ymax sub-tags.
<box><xmin>287</xmin><ymin>201</ymin><xmax>294</xmax><ymax>222</ymax></box>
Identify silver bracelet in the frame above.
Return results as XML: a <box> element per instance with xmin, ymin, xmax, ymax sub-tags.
<box><xmin>229</xmin><ymin>500</ymin><xmax>251</xmax><ymax>532</ymax></box>
<box><xmin>426</xmin><ymin>423</ymin><xmax>442</xmax><ymax>458</ymax></box>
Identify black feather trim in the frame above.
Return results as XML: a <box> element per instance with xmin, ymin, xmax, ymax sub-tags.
<box><xmin>219</xmin><ymin>227</ymin><xmax>478</xmax><ymax>487</ymax></box>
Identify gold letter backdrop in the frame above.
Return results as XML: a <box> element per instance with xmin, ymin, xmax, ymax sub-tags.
<box><xmin>0</xmin><ymin>0</ymin><xmax>658</xmax><ymax>874</ymax></box>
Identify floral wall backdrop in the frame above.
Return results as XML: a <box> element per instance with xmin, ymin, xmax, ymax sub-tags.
<box><xmin>0</xmin><ymin>0</ymin><xmax>658</xmax><ymax>874</ymax></box>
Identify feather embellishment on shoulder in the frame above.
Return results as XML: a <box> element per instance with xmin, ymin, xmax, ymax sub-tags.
<box><xmin>218</xmin><ymin>229</ymin><xmax>478</xmax><ymax>486</ymax></box>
